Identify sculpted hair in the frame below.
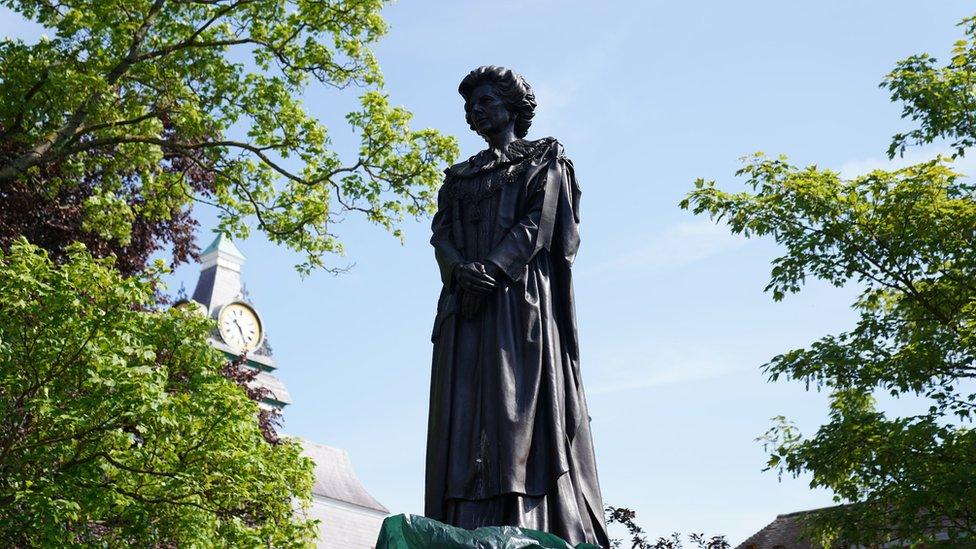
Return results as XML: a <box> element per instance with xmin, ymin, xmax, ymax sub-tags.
<box><xmin>458</xmin><ymin>66</ymin><xmax>537</xmax><ymax>138</ymax></box>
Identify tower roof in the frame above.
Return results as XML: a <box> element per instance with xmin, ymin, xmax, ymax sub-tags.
<box><xmin>192</xmin><ymin>233</ymin><xmax>246</xmax><ymax>313</ymax></box>
<box><xmin>200</xmin><ymin>233</ymin><xmax>246</xmax><ymax>262</ymax></box>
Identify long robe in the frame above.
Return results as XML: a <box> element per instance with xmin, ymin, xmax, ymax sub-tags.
<box><xmin>425</xmin><ymin>137</ymin><xmax>610</xmax><ymax>547</ymax></box>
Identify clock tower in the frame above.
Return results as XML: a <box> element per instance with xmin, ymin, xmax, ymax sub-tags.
<box><xmin>190</xmin><ymin>233</ymin><xmax>291</xmax><ymax>408</ymax></box>
<box><xmin>188</xmin><ymin>234</ymin><xmax>388</xmax><ymax>548</ymax></box>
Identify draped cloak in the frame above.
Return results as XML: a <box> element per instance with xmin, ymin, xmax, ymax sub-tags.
<box><xmin>425</xmin><ymin>137</ymin><xmax>610</xmax><ymax>547</ymax></box>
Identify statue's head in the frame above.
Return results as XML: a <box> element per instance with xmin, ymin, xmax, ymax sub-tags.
<box><xmin>458</xmin><ymin>66</ymin><xmax>537</xmax><ymax>140</ymax></box>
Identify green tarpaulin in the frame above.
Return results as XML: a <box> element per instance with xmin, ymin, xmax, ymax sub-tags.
<box><xmin>375</xmin><ymin>514</ymin><xmax>603</xmax><ymax>549</ymax></box>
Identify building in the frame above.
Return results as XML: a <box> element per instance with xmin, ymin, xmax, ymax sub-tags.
<box><xmin>736</xmin><ymin>510</ymin><xmax>816</xmax><ymax>549</ymax></box>
<box><xmin>190</xmin><ymin>234</ymin><xmax>291</xmax><ymax>408</ymax></box>
<box><xmin>737</xmin><ymin>506</ymin><xmax>957</xmax><ymax>549</ymax></box>
<box><xmin>303</xmin><ymin>442</ymin><xmax>390</xmax><ymax>548</ymax></box>
<box><xmin>190</xmin><ymin>234</ymin><xmax>389</xmax><ymax>548</ymax></box>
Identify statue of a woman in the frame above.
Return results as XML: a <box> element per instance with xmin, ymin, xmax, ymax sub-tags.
<box><xmin>426</xmin><ymin>66</ymin><xmax>610</xmax><ymax>547</ymax></box>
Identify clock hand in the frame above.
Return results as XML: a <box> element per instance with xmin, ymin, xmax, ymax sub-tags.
<box><xmin>233</xmin><ymin>319</ymin><xmax>246</xmax><ymax>343</ymax></box>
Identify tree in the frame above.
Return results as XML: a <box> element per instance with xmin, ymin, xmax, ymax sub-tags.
<box><xmin>681</xmin><ymin>14</ymin><xmax>976</xmax><ymax>547</ymax></box>
<box><xmin>0</xmin><ymin>122</ymin><xmax>208</xmax><ymax>276</ymax></box>
<box><xmin>0</xmin><ymin>2</ymin><xmax>456</xmax><ymax>545</ymax></box>
<box><xmin>605</xmin><ymin>507</ymin><xmax>729</xmax><ymax>549</ymax></box>
<box><xmin>0</xmin><ymin>239</ymin><xmax>317</xmax><ymax>547</ymax></box>
<box><xmin>0</xmin><ymin>0</ymin><xmax>458</xmax><ymax>275</ymax></box>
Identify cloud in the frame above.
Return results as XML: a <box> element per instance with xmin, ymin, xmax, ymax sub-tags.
<box><xmin>587</xmin><ymin>220</ymin><xmax>747</xmax><ymax>278</ymax></box>
<box><xmin>839</xmin><ymin>145</ymin><xmax>976</xmax><ymax>179</ymax></box>
<box><xmin>587</xmin><ymin>346</ymin><xmax>750</xmax><ymax>395</ymax></box>
<box><xmin>531</xmin><ymin>79</ymin><xmax>581</xmax><ymax>126</ymax></box>
<box><xmin>527</xmin><ymin>28</ymin><xmax>631</xmax><ymax>143</ymax></box>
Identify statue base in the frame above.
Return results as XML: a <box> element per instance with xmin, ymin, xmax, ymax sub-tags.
<box><xmin>375</xmin><ymin>514</ymin><xmax>602</xmax><ymax>549</ymax></box>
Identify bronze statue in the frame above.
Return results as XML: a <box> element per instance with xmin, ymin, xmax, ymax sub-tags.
<box><xmin>425</xmin><ymin>66</ymin><xmax>610</xmax><ymax>547</ymax></box>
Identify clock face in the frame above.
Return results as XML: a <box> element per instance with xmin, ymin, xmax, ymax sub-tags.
<box><xmin>218</xmin><ymin>302</ymin><xmax>263</xmax><ymax>352</ymax></box>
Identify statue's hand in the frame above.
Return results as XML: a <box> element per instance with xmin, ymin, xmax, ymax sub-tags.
<box><xmin>455</xmin><ymin>262</ymin><xmax>497</xmax><ymax>294</ymax></box>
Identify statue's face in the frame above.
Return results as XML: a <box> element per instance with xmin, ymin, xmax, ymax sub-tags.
<box><xmin>469</xmin><ymin>83</ymin><xmax>512</xmax><ymax>137</ymax></box>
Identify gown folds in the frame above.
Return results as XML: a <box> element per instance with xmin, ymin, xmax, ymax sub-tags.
<box><xmin>425</xmin><ymin>137</ymin><xmax>610</xmax><ymax>548</ymax></box>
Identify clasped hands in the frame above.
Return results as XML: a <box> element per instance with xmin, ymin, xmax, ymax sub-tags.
<box><xmin>454</xmin><ymin>261</ymin><xmax>501</xmax><ymax>319</ymax></box>
<box><xmin>456</xmin><ymin>261</ymin><xmax>500</xmax><ymax>293</ymax></box>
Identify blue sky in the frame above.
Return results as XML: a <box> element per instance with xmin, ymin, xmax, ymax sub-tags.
<box><xmin>4</xmin><ymin>1</ymin><xmax>975</xmax><ymax>543</ymax></box>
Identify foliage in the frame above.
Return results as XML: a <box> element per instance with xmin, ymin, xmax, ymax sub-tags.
<box><xmin>219</xmin><ymin>353</ymin><xmax>283</xmax><ymax>445</ymax></box>
<box><xmin>0</xmin><ymin>123</ymin><xmax>208</xmax><ymax>276</ymax></box>
<box><xmin>681</xmin><ymin>13</ymin><xmax>976</xmax><ymax>547</ymax></box>
<box><xmin>886</xmin><ymin>16</ymin><xmax>976</xmax><ymax>159</ymax></box>
<box><xmin>0</xmin><ymin>239</ymin><xmax>316</xmax><ymax>547</ymax></box>
<box><xmin>605</xmin><ymin>507</ymin><xmax>729</xmax><ymax>549</ymax></box>
<box><xmin>0</xmin><ymin>0</ymin><xmax>458</xmax><ymax>274</ymax></box>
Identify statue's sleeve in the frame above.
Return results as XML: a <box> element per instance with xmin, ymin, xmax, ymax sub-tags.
<box><xmin>430</xmin><ymin>179</ymin><xmax>465</xmax><ymax>287</ymax></box>
<box><xmin>486</xmin><ymin>147</ymin><xmax>580</xmax><ymax>283</ymax></box>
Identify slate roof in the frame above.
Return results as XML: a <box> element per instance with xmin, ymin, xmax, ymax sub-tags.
<box><xmin>191</xmin><ymin>234</ymin><xmax>245</xmax><ymax>316</ymax></box>
<box><xmin>738</xmin><ymin>507</ymin><xmax>958</xmax><ymax>549</ymax></box>
<box><xmin>301</xmin><ymin>440</ymin><xmax>389</xmax><ymax>513</ymax></box>
<box><xmin>736</xmin><ymin>508</ymin><xmax>820</xmax><ymax>549</ymax></box>
<box><xmin>253</xmin><ymin>369</ymin><xmax>293</xmax><ymax>406</ymax></box>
